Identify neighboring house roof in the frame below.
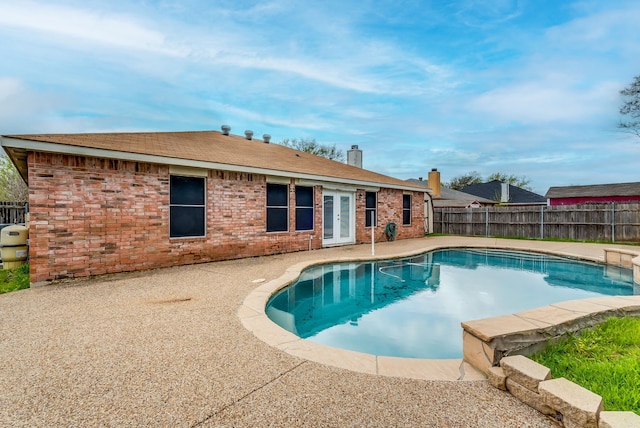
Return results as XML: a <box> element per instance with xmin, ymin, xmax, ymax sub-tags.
<box><xmin>545</xmin><ymin>182</ymin><xmax>640</xmax><ymax>199</ymax></box>
<box><xmin>406</xmin><ymin>179</ymin><xmax>496</xmax><ymax>207</ymax></box>
<box><xmin>461</xmin><ymin>180</ymin><xmax>546</xmax><ymax>205</ymax></box>
<box><xmin>1</xmin><ymin>131</ymin><xmax>426</xmax><ymax>192</ymax></box>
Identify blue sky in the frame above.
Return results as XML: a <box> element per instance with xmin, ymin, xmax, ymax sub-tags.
<box><xmin>1</xmin><ymin>0</ymin><xmax>639</xmax><ymax>194</ymax></box>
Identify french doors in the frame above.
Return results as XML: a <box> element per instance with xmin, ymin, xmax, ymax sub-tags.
<box><xmin>323</xmin><ymin>191</ymin><xmax>355</xmax><ymax>245</ymax></box>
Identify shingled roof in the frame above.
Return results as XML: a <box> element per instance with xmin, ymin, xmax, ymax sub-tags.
<box><xmin>545</xmin><ymin>182</ymin><xmax>640</xmax><ymax>199</ymax></box>
<box><xmin>406</xmin><ymin>178</ymin><xmax>496</xmax><ymax>207</ymax></box>
<box><xmin>1</xmin><ymin>131</ymin><xmax>425</xmax><ymax>192</ymax></box>
<box><xmin>461</xmin><ymin>180</ymin><xmax>546</xmax><ymax>205</ymax></box>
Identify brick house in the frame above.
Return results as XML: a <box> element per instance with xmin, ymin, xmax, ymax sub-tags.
<box><xmin>1</xmin><ymin>130</ymin><xmax>427</xmax><ymax>284</ymax></box>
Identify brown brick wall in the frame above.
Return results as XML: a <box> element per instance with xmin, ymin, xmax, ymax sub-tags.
<box><xmin>27</xmin><ymin>152</ymin><xmax>424</xmax><ymax>283</ymax></box>
<box><xmin>355</xmin><ymin>188</ymin><xmax>425</xmax><ymax>243</ymax></box>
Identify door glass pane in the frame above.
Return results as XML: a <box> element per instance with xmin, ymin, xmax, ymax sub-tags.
<box><xmin>340</xmin><ymin>195</ymin><xmax>350</xmax><ymax>238</ymax></box>
<box><xmin>323</xmin><ymin>195</ymin><xmax>333</xmax><ymax>239</ymax></box>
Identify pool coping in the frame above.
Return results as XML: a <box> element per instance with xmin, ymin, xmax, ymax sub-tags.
<box><xmin>238</xmin><ymin>238</ymin><xmax>640</xmax><ymax>382</ymax></box>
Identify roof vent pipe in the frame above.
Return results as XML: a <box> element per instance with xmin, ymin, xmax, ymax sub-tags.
<box><xmin>221</xmin><ymin>125</ymin><xmax>231</xmax><ymax>135</ymax></box>
<box><xmin>262</xmin><ymin>134</ymin><xmax>271</xmax><ymax>143</ymax></box>
<box><xmin>244</xmin><ymin>130</ymin><xmax>253</xmax><ymax>140</ymax></box>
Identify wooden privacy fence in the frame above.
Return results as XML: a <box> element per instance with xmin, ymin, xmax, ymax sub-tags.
<box><xmin>434</xmin><ymin>202</ymin><xmax>640</xmax><ymax>243</ymax></box>
<box><xmin>0</xmin><ymin>201</ymin><xmax>26</xmax><ymax>224</ymax></box>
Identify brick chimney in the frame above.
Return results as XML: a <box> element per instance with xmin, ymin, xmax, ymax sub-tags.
<box><xmin>428</xmin><ymin>168</ymin><xmax>441</xmax><ymax>197</ymax></box>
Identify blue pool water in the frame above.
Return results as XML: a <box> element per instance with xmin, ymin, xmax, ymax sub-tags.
<box><xmin>266</xmin><ymin>249</ymin><xmax>637</xmax><ymax>359</ymax></box>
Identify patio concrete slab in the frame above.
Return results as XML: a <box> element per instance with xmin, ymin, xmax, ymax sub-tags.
<box><xmin>3</xmin><ymin>236</ymin><xmax>637</xmax><ymax>426</ymax></box>
<box><xmin>377</xmin><ymin>357</ymin><xmax>485</xmax><ymax>381</ymax></box>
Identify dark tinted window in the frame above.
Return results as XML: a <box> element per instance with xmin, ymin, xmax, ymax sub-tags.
<box><xmin>295</xmin><ymin>186</ymin><xmax>314</xmax><ymax>207</ymax></box>
<box><xmin>170</xmin><ymin>175</ymin><xmax>206</xmax><ymax>238</ymax></box>
<box><xmin>295</xmin><ymin>186</ymin><xmax>314</xmax><ymax>231</ymax></box>
<box><xmin>170</xmin><ymin>206</ymin><xmax>205</xmax><ymax>237</ymax></box>
<box><xmin>267</xmin><ymin>183</ymin><xmax>288</xmax><ymax>206</ymax></box>
<box><xmin>170</xmin><ymin>176</ymin><xmax>205</xmax><ymax>205</ymax></box>
<box><xmin>267</xmin><ymin>183</ymin><xmax>288</xmax><ymax>232</ymax></box>
<box><xmin>402</xmin><ymin>194</ymin><xmax>411</xmax><ymax>225</ymax></box>
<box><xmin>267</xmin><ymin>207</ymin><xmax>288</xmax><ymax>232</ymax></box>
<box><xmin>365</xmin><ymin>191</ymin><xmax>377</xmax><ymax>227</ymax></box>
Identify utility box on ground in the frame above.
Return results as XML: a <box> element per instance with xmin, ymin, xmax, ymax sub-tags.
<box><xmin>1</xmin><ymin>224</ymin><xmax>29</xmax><ymax>269</ymax></box>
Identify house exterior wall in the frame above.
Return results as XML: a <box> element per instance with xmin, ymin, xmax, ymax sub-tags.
<box><xmin>549</xmin><ymin>196</ymin><xmax>640</xmax><ymax>206</ymax></box>
<box><xmin>27</xmin><ymin>152</ymin><xmax>424</xmax><ymax>284</ymax></box>
<box><xmin>355</xmin><ymin>188</ymin><xmax>425</xmax><ymax>242</ymax></box>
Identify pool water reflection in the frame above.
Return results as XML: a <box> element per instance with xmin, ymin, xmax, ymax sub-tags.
<box><xmin>266</xmin><ymin>249</ymin><xmax>637</xmax><ymax>359</ymax></box>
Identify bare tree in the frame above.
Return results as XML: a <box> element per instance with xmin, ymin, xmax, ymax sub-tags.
<box><xmin>446</xmin><ymin>171</ymin><xmax>532</xmax><ymax>191</ymax></box>
<box><xmin>277</xmin><ymin>138</ymin><xmax>345</xmax><ymax>162</ymax></box>
<box><xmin>619</xmin><ymin>75</ymin><xmax>640</xmax><ymax>138</ymax></box>
<box><xmin>486</xmin><ymin>172</ymin><xmax>532</xmax><ymax>191</ymax></box>
<box><xmin>0</xmin><ymin>154</ymin><xmax>28</xmax><ymax>202</ymax></box>
<box><xmin>444</xmin><ymin>171</ymin><xmax>482</xmax><ymax>190</ymax></box>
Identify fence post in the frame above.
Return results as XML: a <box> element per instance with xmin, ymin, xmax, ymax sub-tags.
<box><xmin>611</xmin><ymin>202</ymin><xmax>615</xmax><ymax>243</ymax></box>
<box><xmin>433</xmin><ymin>202</ymin><xmax>639</xmax><ymax>241</ymax></box>
<box><xmin>485</xmin><ymin>207</ymin><xmax>489</xmax><ymax>237</ymax></box>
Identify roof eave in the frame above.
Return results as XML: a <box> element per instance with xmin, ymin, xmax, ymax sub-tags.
<box><xmin>0</xmin><ymin>136</ymin><xmax>427</xmax><ymax>193</ymax></box>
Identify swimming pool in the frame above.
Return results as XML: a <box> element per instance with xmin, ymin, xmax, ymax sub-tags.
<box><xmin>266</xmin><ymin>248</ymin><xmax>636</xmax><ymax>359</ymax></box>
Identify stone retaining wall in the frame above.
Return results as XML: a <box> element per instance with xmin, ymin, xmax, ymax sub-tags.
<box><xmin>462</xmin><ymin>296</ymin><xmax>640</xmax><ymax>373</ymax></box>
<box><xmin>461</xmin><ymin>248</ymin><xmax>640</xmax><ymax>426</ymax></box>
<box><xmin>487</xmin><ymin>355</ymin><xmax>639</xmax><ymax>428</ymax></box>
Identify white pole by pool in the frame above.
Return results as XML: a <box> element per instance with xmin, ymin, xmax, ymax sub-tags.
<box><xmin>371</xmin><ymin>211</ymin><xmax>375</xmax><ymax>256</ymax></box>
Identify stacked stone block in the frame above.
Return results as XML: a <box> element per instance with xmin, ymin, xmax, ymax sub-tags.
<box><xmin>487</xmin><ymin>355</ymin><xmax>639</xmax><ymax>428</ymax></box>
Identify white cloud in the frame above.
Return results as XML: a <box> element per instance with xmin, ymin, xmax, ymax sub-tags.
<box><xmin>468</xmin><ymin>79</ymin><xmax>620</xmax><ymax>125</ymax></box>
<box><xmin>206</xmin><ymin>100</ymin><xmax>335</xmax><ymax>132</ymax></box>
<box><xmin>0</xmin><ymin>1</ymin><xmax>185</xmax><ymax>56</ymax></box>
<box><xmin>463</xmin><ymin>2</ymin><xmax>640</xmax><ymax>127</ymax></box>
<box><xmin>454</xmin><ymin>0</ymin><xmax>524</xmax><ymax>28</ymax></box>
<box><xmin>0</xmin><ymin>1</ymin><xmax>454</xmax><ymax>97</ymax></box>
<box><xmin>0</xmin><ymin>78</ymin><xmax>22</xmax><ymax>104</ymax></box>
<box><xmin>545</xmin><ymin>6</ymin><xmax>640</xmax><ymax>52</ymax></box>
<box><xmin>0</xmin><ymin>78</ymin><xmax>65</xmax><ymax>132</ymax></box>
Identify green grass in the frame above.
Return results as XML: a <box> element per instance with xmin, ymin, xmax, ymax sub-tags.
<box><xmin>0</xmin><ymin>263</ymin><xmax>30</xmax><ymax>294</ymax></box>
<box><xmin>530</xmin><ymin>317</ymin><xmax>640</xmax><ymax>415</ymax></box>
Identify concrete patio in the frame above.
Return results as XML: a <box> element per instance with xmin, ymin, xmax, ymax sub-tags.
<box><xmin>1</xmin><ymin>236</ymin><xmax>637</xmax><ymax>427</ymax></box>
